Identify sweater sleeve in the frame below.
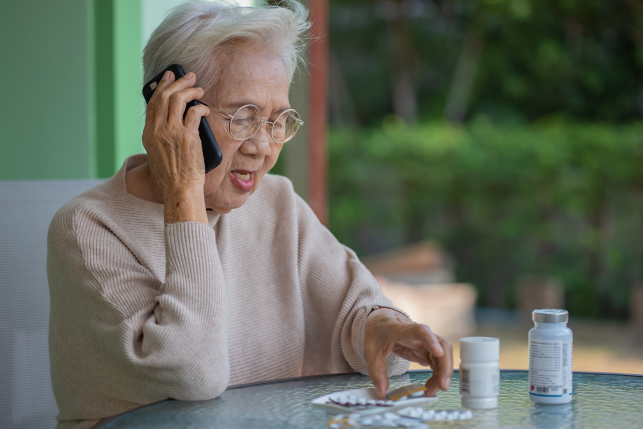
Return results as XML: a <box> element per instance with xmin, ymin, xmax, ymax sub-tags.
<box><xmin>47</xmin><ymin>205</ymin><xmax>229</xmax><ymax>421</ymax></box>
<box><xmin>294</xmin><ymin>193</ymin><xmax>410</xmax><ymax>377</ymax></box>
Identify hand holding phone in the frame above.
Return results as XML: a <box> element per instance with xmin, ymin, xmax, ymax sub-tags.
<box><xmin>143</xmin><ymin>64</ymin><xmax>222</xmax><ymax>173</ymax></box>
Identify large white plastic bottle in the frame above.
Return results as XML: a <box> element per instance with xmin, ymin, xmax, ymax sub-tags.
<box><xmin>528</xmin><ymin>309</ymin><xmax>573</xmax><ymax>404</ymax></box>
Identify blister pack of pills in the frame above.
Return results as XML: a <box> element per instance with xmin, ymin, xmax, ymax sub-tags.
<box><xmin>312</xmin><ymin>384</ymin><xmax>438</xmax><ymax>415</ymax></box>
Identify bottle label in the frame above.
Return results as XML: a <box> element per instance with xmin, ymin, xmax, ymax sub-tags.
<box><xmin>460</xmin><ymin>366</ymin><xmax>500</xmax><ymax>396</ymax></box>
<box><xmin>529</xmin><ymin>339</ymin><xmax>573</xmax><ymax>397</ymax></box>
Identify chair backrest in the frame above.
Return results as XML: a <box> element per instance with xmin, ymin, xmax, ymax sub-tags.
<box><xmin>0</xmin><ymin>180</ymin><xmax>103</xmax><ymax>429</ymax></box>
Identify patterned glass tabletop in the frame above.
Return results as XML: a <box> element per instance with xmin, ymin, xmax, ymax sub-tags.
<box><xmin>98</xmin><ymin>370</ymin><xmax>643</xmax><ymax>429</ymax></box>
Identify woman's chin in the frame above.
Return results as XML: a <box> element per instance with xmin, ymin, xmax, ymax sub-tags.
<box><xmin>205</xmin><ymin>190</ymin><xmax>250</xmax><ymax>213</ymax></box>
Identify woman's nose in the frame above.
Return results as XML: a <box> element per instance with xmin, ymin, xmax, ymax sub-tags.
<box><xmin>241</xmin><ymin>122</ymin><xmax>272</xmax><ymax>156</ymax></box>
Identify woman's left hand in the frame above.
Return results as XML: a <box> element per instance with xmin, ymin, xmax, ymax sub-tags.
<box><xmin>364</xmin><ymin>308</ymin><xmax>453</xmax><ymax>399</ymax></box>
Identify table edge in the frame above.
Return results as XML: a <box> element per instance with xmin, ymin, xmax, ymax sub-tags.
<box><xmin>93</xmin><ymin>369</ymin><xmax>642</xmax><ymax>428</ymax></box>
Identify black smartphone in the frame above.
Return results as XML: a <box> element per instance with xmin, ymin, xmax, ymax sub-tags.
<box><xmin>142</xmin><ymin>64</ymin><xmax>222</xmax><ymax>173</ymax></box>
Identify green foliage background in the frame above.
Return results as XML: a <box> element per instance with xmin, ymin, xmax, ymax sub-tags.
<box><xmin>328</xmin><ymin>123</ymin><xmax>643</xmax><ymax>318</ymax></box>
<box><xmin>322</xmin><ymin>0</ymin><xmax>643</xmax><ymax>317</ymax></box>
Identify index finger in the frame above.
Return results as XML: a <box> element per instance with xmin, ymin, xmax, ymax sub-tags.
<box><xmin>425</xmin><ymin>337</ymin><xmax>453</xmax><ymax>396</ymax></box>
<box><xmin>146</xmin><ymin>70</ymin><xmax>175</xmax><ymax>123</ymax></box>
<box><xmin>365</xmin><ymin>346</ymin><xmax>390</xmax><ymax>399</ymax></box>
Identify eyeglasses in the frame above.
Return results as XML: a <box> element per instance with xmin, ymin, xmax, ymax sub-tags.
<box><xmin>202</xmin><ymin>102</ymin><xmax>304</xmax><ymax>144</ymax></box>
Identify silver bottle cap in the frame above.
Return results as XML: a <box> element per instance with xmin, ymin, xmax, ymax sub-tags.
<box><xmin>532</xmin><ymin>309</ymin><xmax>568</xmax><ymax>323</ymax></box>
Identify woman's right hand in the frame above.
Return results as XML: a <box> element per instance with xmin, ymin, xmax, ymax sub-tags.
<box><xmin>142</xmin><ymin>70</ymin><xmax>212</xmax><ymax>224</ymax></box>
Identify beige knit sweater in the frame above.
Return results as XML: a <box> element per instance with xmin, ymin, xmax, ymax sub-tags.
<box><xmin>47</xmin><ymin>155</ymin><xmax>409</xmax><ymax>429</ymax></box>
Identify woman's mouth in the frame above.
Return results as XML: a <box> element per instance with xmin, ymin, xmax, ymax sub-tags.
<box><xmin>228</xmin><ymin>170</ymin><xmax>255</xmax><ymax>192</ymax></box>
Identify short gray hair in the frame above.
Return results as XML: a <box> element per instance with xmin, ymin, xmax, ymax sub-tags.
<box><xmin>143</xmin><ymin>0</ymin><xmax>310</xmax><ymax>93</ymax></box>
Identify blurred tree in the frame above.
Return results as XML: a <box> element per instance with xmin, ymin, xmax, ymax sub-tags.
<box><xmin>328</xmin><ymin>0</ymin><xmax>643</xmax><ymax>125</ymax></box>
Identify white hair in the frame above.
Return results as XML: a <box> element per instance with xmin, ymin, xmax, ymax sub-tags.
<box><xmin>143</xmin><ymin>0</ymin><xmax>310</xmax><ymax>93</ymax></box>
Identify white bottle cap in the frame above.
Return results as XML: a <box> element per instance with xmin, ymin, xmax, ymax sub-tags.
<box><xmin>532</xmin><ymin>309</ymin><xmax>568</xmax><ymax>323</ymax></box>
<box><xmin>460</xmin><ymin>337</ymin><xmax>500</xmax><ymax>362</ymax></box>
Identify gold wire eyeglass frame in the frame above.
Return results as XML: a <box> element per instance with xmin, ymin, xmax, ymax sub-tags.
<box><xmin>199</xmin><ymin>102</ymin><xmax>304</xmax><ymax>144</ymax></box>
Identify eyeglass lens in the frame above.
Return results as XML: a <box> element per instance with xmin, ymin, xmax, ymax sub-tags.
<box><xmin>229</xmin><ymin>105</ymin><xmax>301</xmax><ymax>143</ymax></box>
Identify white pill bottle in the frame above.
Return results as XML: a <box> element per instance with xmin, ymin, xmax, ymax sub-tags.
<box><xmin>529</xmin><ymin>309</ymin><xmax>573</xmax><ymax>404</ymax></box>
<box><xmin>459</xmin><ymin>337</ymin><xmax>500</xmax><ymax>409</ymax></box>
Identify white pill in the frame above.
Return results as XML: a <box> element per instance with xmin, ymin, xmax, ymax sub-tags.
<box><xmin>376</xmin><ymin>400</ymin><xmax>386</xmax><ymax>406</ymax></box>
<box><xmin>461</xmin><ymin>410</ymin><xmax>473</xmax><ymax>419</ymax></box>
<box><xmin>358</xmin><ymin>398</ymin><xmax>367</xmax><ymax>406</ymax></box>
<box><xmin>330</xmin><ymin>424</ymin><xmax>340</xmax><ymax>429</ymax></box>
<box><xmin>421</xmin><ymin>410</ymin><xmax>435</xmax><ymax>421</ymax></box>
<box><xmin>385</xmin><ymin>400</ymin><xmax>394</xmax><ymax>406</ymax></box>
<box><xmin>434</xmin><ymin>411</ymin><xmax>447</xmax><ymax>421</ymax></box>
<box><xmin>447</xmin><ymin>411</ymin><xmax>459</xmax><ymax>420</ymax></box>
<box><xmin>361</xmin><ymin>417</ymin><xmax>374</xmax><ymax>426</ymax></box>
<box><xmin>366</xmin><ymin>399</ymin><xmax>376</xmax><ymax>406</ymax></box>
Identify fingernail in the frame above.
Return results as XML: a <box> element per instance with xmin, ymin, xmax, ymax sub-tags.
<box><xmin>185</xmin><ymin>72</ymin><xmax>194</xmax><ymax>79</ymax></box>
<box><xmin>163</xmin><ymin>71</ymin><xmax>170</xmax><ymax>80</ymax></box>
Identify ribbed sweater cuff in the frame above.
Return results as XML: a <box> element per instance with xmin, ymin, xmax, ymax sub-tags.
<box><xmin>164</xmin><ymin>222</ymin><xmax>218</xmax><ymax>295</ymax></box>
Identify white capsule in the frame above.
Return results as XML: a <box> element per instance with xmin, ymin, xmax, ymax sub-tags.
<box><xmin>447</xmin><ymin>411</ymin><xmax>459</xmax><ymax>420</ymax></box>
<box><xmin>434</xmin><ymin>411</ymin><xmax>447</xmax><ymax>421</ymax></box>
<box><xmin>366</xmin><ymin>399</ymin><xmax>376</xmax><ymax>406</ymax></box>
<box><xmin>385</xmin><ymin>400</ymin><xmax>394</xmax><ymax>406</ymax></box>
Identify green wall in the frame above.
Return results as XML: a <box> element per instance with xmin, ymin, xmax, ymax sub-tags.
<box><xmin>0</xmin><ymin>0</ymin><xmax>93</xmax><ymax>180</ymax></box>
<box><xmin>0</xmin><ymin>0</ymin><xmax>143</xmax><ymax>180</ymax></box>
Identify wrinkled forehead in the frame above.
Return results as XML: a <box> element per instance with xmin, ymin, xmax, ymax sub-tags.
<box><xmin>208</xmin><ymin>44</ymin><xmax>290</xmax><ymax>111</ymax></box>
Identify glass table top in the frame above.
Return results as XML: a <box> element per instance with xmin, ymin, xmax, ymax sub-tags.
<box><xmin>99</xmin><ymin>370</ymin><xmax>643</xmax><ymax>428</ymax></box>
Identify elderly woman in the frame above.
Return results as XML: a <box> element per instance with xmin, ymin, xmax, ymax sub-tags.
<box><xmin>47</xmin><ymin>1</ymin><xmax>452</xmax><ymax>428</ymax></box>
